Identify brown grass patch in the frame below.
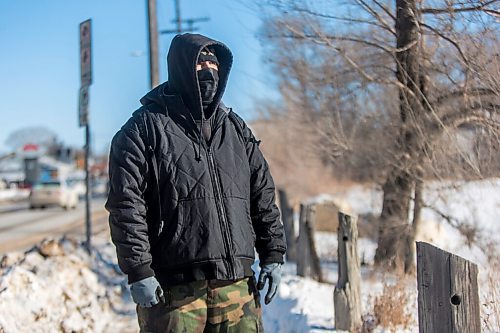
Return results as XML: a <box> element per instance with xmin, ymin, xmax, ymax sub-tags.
<box><xmin>372</xmin><ymin>282</ymin><xmax>413</xmax><ymax>330</ymax></box>
<box><xmin>481</xmin><ymin>265</ymin><xmax>500</xmax><ymax>332</ymax></box>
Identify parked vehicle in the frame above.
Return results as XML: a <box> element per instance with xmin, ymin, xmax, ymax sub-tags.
<box><xmin>29</xmin><ymin>180</ymin><xmax>78</xmax><ymax>210</ymax></box>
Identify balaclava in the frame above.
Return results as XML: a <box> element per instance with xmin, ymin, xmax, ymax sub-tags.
<box><xmin>196</xmin><ymin>47</ymin><xmax>219</xmax><ymax>143</ymax></box>
<box><xmin>197</xmin><ymin>47</ymin><xmax>219</xmax><ymax>113</ymax></box>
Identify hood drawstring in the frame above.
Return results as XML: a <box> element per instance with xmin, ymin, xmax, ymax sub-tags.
<box><xmin>196</xmin><ymin>116</ymin><xmax>203</xmax><ymax>161</ymax></box>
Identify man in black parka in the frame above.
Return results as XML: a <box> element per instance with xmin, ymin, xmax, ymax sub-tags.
<box><xmin>106</xmin><ymin>33</ymin><xmax>286</xmax><ymax>332</ymax></box>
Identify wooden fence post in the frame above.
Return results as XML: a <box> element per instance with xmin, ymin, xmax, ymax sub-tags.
<box><xmin>297</xmin><ymin>203</ymin><xmax>310</xmax><ymax>277</ymax></box>
<box><xmin>278</xmin><ymin>189</ymin><xmax>296</xmax><ymax>262</ymax></box>
<box><xmin>296</xmin><ymin>204</ymin><xmax>323</xmax><ymax>281</ymax></box>
<box><xmin>306</xmin><ymin>204</ymin><xmax>323</xmax><ymax>282</ymax></box>
<box><xmin>334</xmin><ymin>212</ymin><xmax>362</xmax><ymax>332</ymax></box>
<box><xmin>417</xmin><ymin>242</ymin><xmax>481</xmax><ymax>333</ymax></box>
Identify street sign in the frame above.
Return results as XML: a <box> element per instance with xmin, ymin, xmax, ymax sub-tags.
<box><xmin>79</xmin><ymin>85</ymin><xmax>89</xmax><ymax>127</ymax></box>
<box><xmin>80</xmin><ymin>19</ymin><xmax>92</xmax><ymax>86</ymax></box>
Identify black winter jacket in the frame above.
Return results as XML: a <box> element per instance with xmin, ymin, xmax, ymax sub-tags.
<box><xmin>105</xmin><ymin>34</ymin><xmax>286</xmax><ymax>285</ymax></box>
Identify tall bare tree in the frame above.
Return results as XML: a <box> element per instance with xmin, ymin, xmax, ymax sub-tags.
<box><xmin>254</xmin><ymin>0</ymin><xmax>499</xmax><ymax>272</ymax></box>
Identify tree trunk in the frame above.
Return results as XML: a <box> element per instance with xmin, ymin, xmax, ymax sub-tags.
<box><xmin>405</xmin><ymin>34</ymin><xmax>430</xmax><ymax>273</ymax></box>
<box><xmin>376</xmin><ymin>169</ymin><xmax>413</xmax><ymax>272</ymax></box>
<box><xmin>375</xmin><ymin>0</ymin><xmax>423</xmax><ymax>271</ymax></box>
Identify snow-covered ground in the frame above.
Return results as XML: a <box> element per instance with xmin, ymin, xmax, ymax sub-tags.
<box><xmin>0</xmin><ymin>178</ymin><xmax>498</xmax><ymax>332</ymax></box>
<box><xmin>331</xmin><ymin>178</ymin><xmax>500</xmax><ymax>269</ymax></box>
<box><xmin>0</xmin><ymin>237</ymin><xmax>137</xmax><ymax>333</ymax></box>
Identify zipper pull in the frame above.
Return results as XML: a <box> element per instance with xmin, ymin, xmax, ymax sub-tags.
<box><xmin>158</xmin><ymin>220</ymin><xmax>164</xmax><ymax>236</ymax></box>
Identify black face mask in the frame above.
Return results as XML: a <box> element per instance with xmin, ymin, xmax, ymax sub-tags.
<box><xmin>197</xmin><ymin>68</ymin><xmax>219</xmax><ymax>106</ymax></box>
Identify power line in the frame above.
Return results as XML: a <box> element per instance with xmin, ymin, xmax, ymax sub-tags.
<box><xmin>160</xmin><ymin>0</ymin><xmax>209</xmax><ymax>35</ymax></box>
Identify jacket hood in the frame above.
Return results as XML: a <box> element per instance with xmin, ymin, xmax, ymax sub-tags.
<box><xmin>139</xmin><ymin>82</ymin><xmax>168</xmax><ymax>107</ymax></box>
<box><xmin>165</xmin><ymin>33</ymin><xmax>233</xmax><ymax>119</ymax></box>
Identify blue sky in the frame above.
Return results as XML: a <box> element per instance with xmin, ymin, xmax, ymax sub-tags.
<box><xmin>0</xmin><ymin>0</ymin><xmax>275</xmax><ymax>154</ymax></box>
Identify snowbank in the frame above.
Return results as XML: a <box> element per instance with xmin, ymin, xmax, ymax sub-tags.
<box><xmin>0</xmin><ymin>237</ymin><xmax>136</xmax><ymax>333</ymax></box>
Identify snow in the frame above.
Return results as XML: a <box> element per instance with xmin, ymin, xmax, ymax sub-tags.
<box><xmin>0</xmin><ymin>179</ymin><xmax>498</xmax><ymax>332</ymax></box>
<box><xmin>0</xmin><ymin>238</ymin><xmax>136</xmax><ymax>333</ymax></box>
<box><xmin>0</xmin><ymin>188</ymin><xmax>30</xmax><ymax>202</ymax></box>
<box><xmin>420</xmin><ymin>179</ymin><xmax>500</xmax><ymax>267</ymax></box>
<box><xmin>334</xmin><ymin>179</ymin><xmax>500</xmax><ymax>268</ymax></box>
<box><xmin>263</xmin><ymin>273</ymin><xmax>335</xmax><ymax>333</ymax></box>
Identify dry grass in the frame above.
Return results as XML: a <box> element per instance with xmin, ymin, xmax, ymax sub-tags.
<box><xmin>481</xmin><ymin>264</ymin><xmax>500</xmax><ymax>332</ymax></box>
<box><xmin>371</xmin><ymin>281</ymin><xmax>414</xmax><ymax>331</ymax></box>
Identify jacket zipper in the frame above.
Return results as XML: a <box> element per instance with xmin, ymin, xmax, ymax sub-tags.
<box><xmin>206</xmin><ymin>147</ymin><xmax>236</xmax><ymax>279</ymax></box>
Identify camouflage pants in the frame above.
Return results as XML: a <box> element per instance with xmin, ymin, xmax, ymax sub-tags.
<box><xmin>137</xmin><ymin>278</ymin><xmax>263</xmax><ymax>333</ymax></box>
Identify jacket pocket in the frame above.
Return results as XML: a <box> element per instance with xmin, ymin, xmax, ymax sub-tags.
<box><xmin>162</xmin><ymin>197</ymin><xmax>224</xmax><ymax>267</ymax></box>
<box><xmin>226</xmin><ymin>197</ymin><xmax>256</xmax><ymax>257</ymax></box>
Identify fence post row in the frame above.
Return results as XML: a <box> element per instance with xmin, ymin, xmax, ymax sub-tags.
<box><xmin>334</xmin><ymin>212</ymin><xmax>362</xmax><ymax>332</ymax></box>
<box><xmin>417</xmin><ymin>242</ymin><xmax>481</xmax><ymax>333</ymax></box>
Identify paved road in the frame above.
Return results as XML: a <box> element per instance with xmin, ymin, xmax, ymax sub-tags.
<box><xmin>0</xmin><ymin>198</ymin><xmax>109</xmax><ymax>254</ymax></box>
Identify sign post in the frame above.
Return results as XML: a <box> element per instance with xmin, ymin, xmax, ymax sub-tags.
<box><xmin>79</xmin><ymin>19</ymin><xmax>92</xmax><ymax>254</ymax></box>
<box><xmin>78</xmin><ymin>85</ymin><xmax>89</xmax><ymax>127</ymax></box>
<box><xmin>80</xmin><ymin>19</ymin><xmax>92</xmax><ymax>87</ymax></box>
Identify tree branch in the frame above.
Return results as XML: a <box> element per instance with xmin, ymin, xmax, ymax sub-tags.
<box><xmin>372</xmin><ymin>0</ymin><xmax>396</xmax><ymax>21</ymax></box>
<box><xmin>421</xmin><ymin>0</ymin><xmax>499</xmax><ymax>15</ymax></box>
<box><xmin>439</xmin><ymin>103</ymin><xmax>500</xmax><ymax>130</ymax></box>
<box><xmin>420</xmin><ymin>22</ymin><xmax>471</xmax><ymax>66</ymax></box>
<box><xmin>433</xmin><ymin>88</ymin><xmax>498</xmax><ymax>106</ymax></box>
<box><xmin>355</xmin><ymin>0</ymin><xmax>396</xmax><ymax>34</ymax></box>
<box><xmin>288</xmin><ymin>5</ymin><xmax>396</xmax><ymax>35</ymax></box>
<box><xmin>267</xmin><ymin>29</ymin><xmax>414</xmax><ymax>56</ymax></box>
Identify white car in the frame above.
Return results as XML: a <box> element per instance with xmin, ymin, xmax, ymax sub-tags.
<box><xmin>29</xmin><ymin>180</ymin><xmax>78</xmax><ymax>210</ymax></box>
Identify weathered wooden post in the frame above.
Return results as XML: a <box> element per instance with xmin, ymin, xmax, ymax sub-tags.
<box><xmin>297</xmin><ymin>204</ymin><xmax>323</xmax><ymax>281</ymax></box>
<box><xmin>297</xmin><ymin>203</ymin><xmax>310</xmax><ymax>277</ymax></box>
<box><xmin>278</xmin><ymin>189</ymin><xmax>296</xmax><ymax>262</ymax></box>
<box><xmin>306</xmin><ymin>204</ymin><xmax>323</xmax><ymax>282</ymax></box>
<box><xmin>417</xmin><ymin>242</ymin><xmax>481</xmax><ymax>333</ymax></box>
<box><xmin>334</xmin><ymin>212</ymin><xmax>362</xmax><ymax>332</ymax></box>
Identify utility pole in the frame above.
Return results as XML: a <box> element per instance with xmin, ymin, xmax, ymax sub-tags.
<box><xmin>161</xmin><ymin>0</ymin><xmax>209</xmax><ymax>35</ymax></box>
<box><xmin>175</xmin><ymin>0</ymin><xmax>181</xmax><ymax>33</ymax></box>
<box><xmin>146</xmin><ymin>0</ymin><xmax>159</xmax><ymax>89</ymax></box>
<box><xmin>84</xmin><ymin>124</ymin><xmax>91</xmax><ymax>251</ymax></box>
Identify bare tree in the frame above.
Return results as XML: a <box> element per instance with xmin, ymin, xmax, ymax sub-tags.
<box><xmin>5</xmin><ymin>127</ymin><xmax>58</xmax><ymax>151</ymax></box>
<box><xmin>254</xmin><ymin>0</ymin><xmax>499</xmax><ymax>272</ymax></box>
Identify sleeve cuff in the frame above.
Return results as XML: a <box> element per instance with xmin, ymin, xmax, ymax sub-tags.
<box><xmin>127</xmin><ymin>263</ymin><xmax>155</xmax><ymax>284</ymax></box>
<box><xmin>259</xmin><ymin>250</ymin><xmax>285</xmax><ymax>266</ymax></box>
